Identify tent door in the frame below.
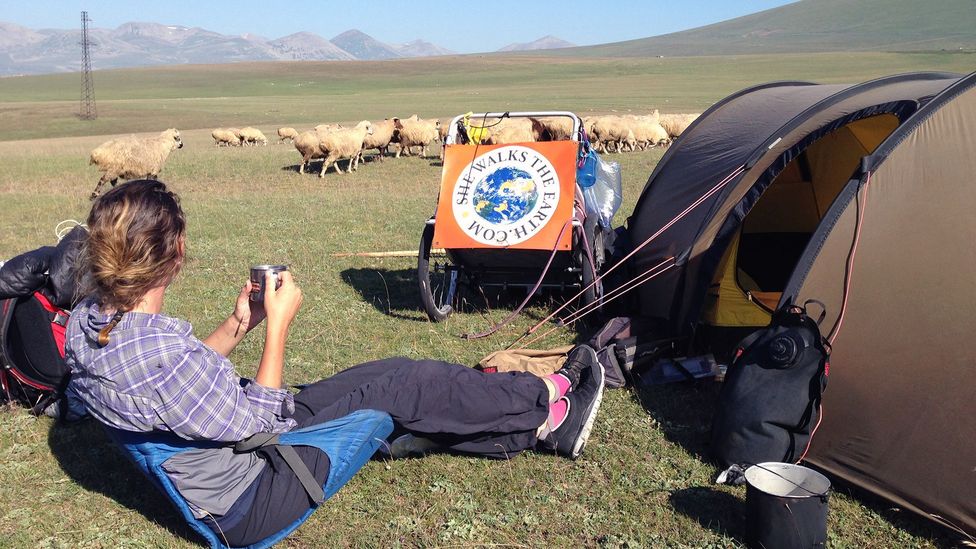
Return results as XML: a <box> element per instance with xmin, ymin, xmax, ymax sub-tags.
<box><xmin>703</xmin><ymin>113</ymin><xmax>902</xmax><ymax>328</ymax></box>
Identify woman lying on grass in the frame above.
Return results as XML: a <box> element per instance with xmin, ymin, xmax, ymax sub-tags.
<box><xmin>65</xmin><ymin>179</ymin><xmax>606</xmax><ymax>546</ymax></box>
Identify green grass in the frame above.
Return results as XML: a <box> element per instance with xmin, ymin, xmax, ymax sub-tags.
<box><xmin>0</xmin><ymin>52</ymin><xmax>968</xmax><ymax>547</ymax></box>
<box><xmin>0</xmin><ymin>131</ymin><xmax>962</xmax><ymax>548</ymax></box>
<box><xmin>556</xmin><ymin>0</ymin><xmax>976</xmax><ymax>57</ymax></box>
<box><xmin>0</xmin><ymin>51</ymin><xmax>973</xmax><ymax>141</ymax></box>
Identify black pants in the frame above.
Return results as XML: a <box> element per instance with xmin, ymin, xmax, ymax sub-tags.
<box><xmin>219</xmin><ymin>357</ymin><xmax>549</xmax><ymax>546</ymax></box>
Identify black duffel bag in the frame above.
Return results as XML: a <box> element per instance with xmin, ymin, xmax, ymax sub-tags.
<box><xmin>710</xmin><ymin>301</ymin><xmax>830</xmax><ymax>468</ymax></box>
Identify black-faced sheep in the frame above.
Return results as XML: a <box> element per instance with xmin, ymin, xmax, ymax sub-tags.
<box><xmin>88</xmin><ymin>128</ymin><xmax>183</xmax><ymax>199</ymax></box>
<box><xmin>240</xmin><ymin>127</ymin><xmax>268</xmax><ymax>146</ymax></box>
<box><xmin>212</xmin><ymin>128</ymin><xmax>241</xmax><ymax>147</ymax></box>
<box><xmin>277</xmin><ymin>127</ymin><xmax>298</xmax><ymax>144</ymax></box>
<box><xmin>317</xmin><ymin>121</ymin><xmax>373</xmax><ymax>176</ymax></box>
<box><xmin>392</xmin><ymin>116</ymin><xmax>440</xmax><ymax>158</ymax></box>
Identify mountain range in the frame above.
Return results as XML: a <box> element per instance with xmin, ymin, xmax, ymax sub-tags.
<box><xmin>0</xmin><ymin>21</ymin><xmax>575</xmax><ymax>76</ymax></box>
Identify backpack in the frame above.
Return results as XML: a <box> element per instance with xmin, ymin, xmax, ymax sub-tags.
<box><xmin>710</xmin><ymin>301</ymin><xmax>830</xmax><ymax>468</ymax></box>
<box><xmin>0</xmin><ymin>291</ymin><xmax>72</xmax><ymax>415</ymax></box>
<box><xmin>587</xmin><ymin>316</ymin><xmax>677</xmax><ymax>388</ymax></box>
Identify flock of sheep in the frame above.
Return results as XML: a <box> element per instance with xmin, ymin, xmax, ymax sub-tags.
<box><xmin>85</xmin><ymin>111</ymin><xmax>699</xmax><ymax>198</ymax></box>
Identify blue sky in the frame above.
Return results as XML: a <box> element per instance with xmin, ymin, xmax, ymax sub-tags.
<box><xmin>4</xmin><ymin>1</ymin><xmax>796</xmax><ymax>52</ymax></box>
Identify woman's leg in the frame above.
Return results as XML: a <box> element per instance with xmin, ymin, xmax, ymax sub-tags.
<box><xmin>292</xmin><ymin>357</ymin><xmax>549</xmax><ymax>458</ymax></box>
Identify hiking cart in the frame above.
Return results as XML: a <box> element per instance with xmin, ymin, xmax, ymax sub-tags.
<box><xmin>418</xmin><ymin>111</ymin><xmax>608</xmax><ymax>322</ymax></box>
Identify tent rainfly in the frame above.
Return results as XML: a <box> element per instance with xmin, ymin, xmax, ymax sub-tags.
<box><xmin>624</xmin><ymin>71</ymin><xmax>976</xmax><ymax>536</ymax></box>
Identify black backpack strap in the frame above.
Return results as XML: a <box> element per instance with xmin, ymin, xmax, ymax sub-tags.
<box><xmin>732</xmin><ymin>329</ymin><xmax>765</xmax><ymax>364</ymax></box>
<box><xmin>801</xmin><ymin>299</ymin><xmax>828</xmax><ymax>326</ymax></box>
<box><xmin>235</xmin><ymin>432</ymin><xmax>325</xmax><ymax>505</ymax></box>
<box><xmin>0</xmin><ymin>298</ymin><xmax>15</xmax><ymax>370</ymax></box>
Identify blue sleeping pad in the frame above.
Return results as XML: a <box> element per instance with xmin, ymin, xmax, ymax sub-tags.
<box><xmin>103</xmin><ymin>409</ymin><xmax>393</xmax><ymax>548</ymax></box>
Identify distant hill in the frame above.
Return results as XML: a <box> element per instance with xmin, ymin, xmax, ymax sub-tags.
<box><xmin>331</xmin><ymin>29</ymin><xmax>401</xmax><ymax>60</ymax></box>
<box><xmin>270</xmin><ymin>32</ymin><xmax>355</xmax><ymax>61</ymax></box>
<box><xmin>396</xmin><ymin>39</ymin><xmax>456</xmax><ymax>58</ymax></box>
<box><xmin>498</xmin><ymin>35</ymin><xmax>575</xmax><ymax>52</ymax></box>
<box><xmin>561</xmin><ymin>0</ymin><xmax>976</xmax><ymax>57</ymax></box>
<box><xmin>0</xmin><ymin>22</ymin><xmax>451</xmax><ymax>75</ymax></box>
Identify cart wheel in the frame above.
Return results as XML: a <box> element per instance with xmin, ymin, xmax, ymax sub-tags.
<box><xmin>418</xmin><ymin>223</ymin><xmax>458</xmax><ymax>322</ymax></box>
<box><xmin>580</xmin><ymin>229</ymin><xmax>604</xmax><ymax>310</ymax></box>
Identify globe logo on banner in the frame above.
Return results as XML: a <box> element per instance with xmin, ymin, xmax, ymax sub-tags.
<box><xmin>451</xmin><ymin>145</ymin><xmax>561</xmax><ymax>246</ymax></box>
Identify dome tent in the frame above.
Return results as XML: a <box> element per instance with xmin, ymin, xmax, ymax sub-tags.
<box><xmin>624</xmin><ymin>71</ymin><xmax>976</xmax><ymax>535</ymax></box>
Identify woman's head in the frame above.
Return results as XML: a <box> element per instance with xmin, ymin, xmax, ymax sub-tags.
<box><xmin>83</xmin><ymin>180</ymin><xmax>186</xmax><ymax>311</ymax></box>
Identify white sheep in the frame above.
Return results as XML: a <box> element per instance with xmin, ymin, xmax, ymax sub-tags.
<box><xmin>227</xmin><ymin>128</ymin><xmax>244</xmax><ymax>142</ymax></box>
<box><xmin>88</xmin><ymin>129</ymin><xmax>183</xmax><ymax>199</ymax></box>
<box><xmin>358</xmin><ymin>118</ymin><xmax>398</xmax><ymax>163</ymax></box>
<box><xmin>317</xmin><ymin>120</ymin><xmax>373</xmax><ymax>176</ymax></box>
<box><xmin>393</xmin><ymin>116</ymin><xmax>440</xmax><ymax>158</ymax></box>
<box><xmin>294</xmin><ymin>130</ymin><xmax>326</xmax><ymax>174</ymax></box>
<box><xmin>438</xmin><ymin>118</ymin><xmax>451</xmax><ymax>144</ymax></box>
<box><xmin>629</xmin><ymin>115</ymin><xmax>671</xmax><ymax>150</ymax></box>
<box><xmin>589</xmin><ymin>116</ymin><xmax>634</xmax><ymax>153</ymax></box>
<box><xmin>659</xmin><ymin>113</ymin><xmax>700</xmax><ymax>139</ymax></box>
<box><xmin>533</xmin><ymin>116</ymin><xmax>575</xmax><ymax>141</ymax></box>
<box><xmin>211</xmin><ymin>128</ymin><xmax>241</xmax><ymax>147</ymax></box>
<box><xmin>277</xmin><ymin>127</ymin><xmax>298</xmax><ymax>144</ymax></box>
<box><xmin>240</xmin><ymin>127</ymin><xmax>268</xmax><ymax>146</ymax></box>
<box><xmin>482</xmin><ymin>118</ymin><xmax>543</xmax><ymax>145</ymax></box>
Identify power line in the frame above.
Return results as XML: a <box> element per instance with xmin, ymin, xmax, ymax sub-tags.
<box><xmin>80</xmin><ymin>11</ymin><xmax>97</xmax><ymax>120</ymax></box>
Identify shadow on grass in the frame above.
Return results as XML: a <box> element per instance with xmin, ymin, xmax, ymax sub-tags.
<box><xmin>340</xmin><ymin>266</ymin><xmax>596</xmax><ymax>332</ymax></box>
<box><xmin>340</xmin><ymin>267</ymin><xmax>426</xmax><ymax>321</ymax></box>
<box><xmin>669</xmin><ymin>486</ymin><xmax>745</xmax><ymax>543</ymax></box>
<box><xmin>47</xmin><ymin>420</ymin><xmax>201</xmax><ymax>545</ymax></box>
<box><xmin>630</xmin><ymin>379</ymin><xmax>722</xmax><ymax>460</ymax></box>
<box><xmin>281</xmin><ymin>162</ymin><xmax>318</xmax><ymax>174</ymax></box>
<box><xmin>635</xmin><ymin>383</ymin><xmax>966</xmax><ymax>546</ymax></box>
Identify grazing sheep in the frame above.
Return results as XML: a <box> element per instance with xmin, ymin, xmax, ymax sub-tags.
<box><xmin>294</xmin><ymin>130</ymin><xmax>327</xmax><ymax>174</ymax></box>
<box><xmin>533</xmin><ymin>116</ymin><xmax>575</xmax><ymax>142</ymax></box>
<box><xmin>483</xmin><ymin>118</ymin><xmax>540</xmax><ymax>145</ymax></box>
<box><xmin>437</xmin><ymin>118</ymin><xmax>454</xmax><ymax>160</ymax></box>
<box><xmin>240</xmin><ymin>127</ymin><xmax>268</xmax><ymax>146</ymax></box>
<box><xmin>393</xmin><ymin>116</ymin><xmax>440</xmax><ymax>158</ymax></box>
<box><xmin>211</xmin><ymin>128</ymin><xmax>241</xmax><ymax>147</ymax></box>
<box><xmin>589</xmin><ymin>116</ymin><xmax>634</xmax><ymax>153</ymax></box>
<box><xmin>88</xmin><ymin>129</ymin><xmax>183</xmax><ymax>199</ymax></box>
<box><xmin>629</xmin><ymin>115</ymin><xmax>671</xmax><ymax>149</ymax></box>
<box><xmin>438</xmin><ymin>118</ymin><xmax>451</xmax><ymax>143</ymax></box>
<box><xmin>659</xmin><ymin>113</ymin><xmax>700</xmax><ymax>139</ymax></box>
<box><xmin>317</xmin><ymin>120</ymin><xmax>373</xmax><ymax>176</ymax></box>
<box><xmin>227</xmin><ymin>128</ymin><xmax>244</xmax><ymax>143</ymax></box>
<box><xmin>277</xmin><ymin>127</ymin><xmax>298</xmax><ymax>144</ymax></box>
<box><xmin>358</xmin><ymin>118</ymin><xmax>398</xmax><ymax>163</ymax></box>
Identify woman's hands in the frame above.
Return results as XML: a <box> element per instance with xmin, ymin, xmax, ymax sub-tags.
<box><xmin>231</xmin><ymin>281</ymin><xmax>268</xmax><ymax>336</ymax></box>
<box><xmin>255</xmin><ymin>271</ymin><xmax>302</xmax><ymax>389</ymax></box>
<box><xmin>263</xmin><ymin>270</ymin><xmax>303</xmax><ymax>335</ymax></box>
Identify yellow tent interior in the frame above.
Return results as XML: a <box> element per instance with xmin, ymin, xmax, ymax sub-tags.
<box><xmin>703</xmin><ymin>113</ymin><xmax>901</xmax><ymax>327</ymax></box>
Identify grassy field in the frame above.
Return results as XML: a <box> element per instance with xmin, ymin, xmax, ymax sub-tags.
<box><xmin>0</xmin><ymin>51</ymin><xmax>973</xmax><ymax>141</ymax></box>
<box><xmin>0</xmin><ymin>52</ymin><xmax>970</xmax><ymax>547</ymax></box>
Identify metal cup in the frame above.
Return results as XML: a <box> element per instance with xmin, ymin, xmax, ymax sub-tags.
<box><xmin>249</xmin><ymin>264</ymin><xmax>288</xmax><ymax>302</ymax></box>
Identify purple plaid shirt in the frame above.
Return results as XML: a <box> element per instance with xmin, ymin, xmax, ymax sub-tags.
<box><xmin>65</xmin><ymin>297</ymin><xmax>297</xmax><ymax>441</ymax></box>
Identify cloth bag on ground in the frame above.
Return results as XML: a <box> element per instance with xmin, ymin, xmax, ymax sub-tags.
<box><xmin>478</xmin><ymin>345</ymin><xmax>573</xmax><ymax>376</ymax></box>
